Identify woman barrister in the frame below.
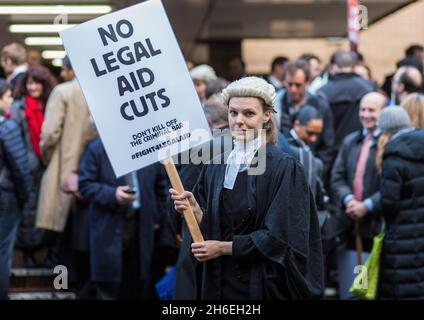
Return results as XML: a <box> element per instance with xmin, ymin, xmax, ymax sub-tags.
<box><xmin>170</xmin><ymin>77</ymin><xmax>324</xmax><ymax>300</ymax></box>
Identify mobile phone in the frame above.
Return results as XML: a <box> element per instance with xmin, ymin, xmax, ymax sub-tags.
<box><xmin>124</xmin><ymin>188</ymin><xmax>136</xmax><ymax>194</ymax></box>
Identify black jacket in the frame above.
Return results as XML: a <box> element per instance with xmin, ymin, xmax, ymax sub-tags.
<box><xmin>166</xmin><ymin>129</ymin><xmax>295</xmax><ymax>250</ymax></box>
<box><xmin>279</xmin><ymin>91</ymin><xmax>335</xmax><ymax>171</ymax></box>
<box><xmin>318</xmin><ymin>73</ymin><xmax>374</xmax><ymax>151</ymax></box>
<box><xmin>287</xmin><ymin>133</ymin><xmax>324</xmax><ymax>202</ymax></box>
<box><xmin>331</xmin><ymin>130</ymin><xmax>382</xmax><ymax>249</ymax></box>
<box><xmin>10</xmin><ymin>97</ymin><xmax>43</xmax><ymax>174</ymax></box>
<box><xmin>175</xmin><ymin>144</ymin><xmax>324</xmax><ymax>299</ymax></box>
<box><xmin>10</xmin><ymin>97</ymin><xmax>46</xmax><ymax>248</ymax></box>
<box><xmin>0</xmin><ymin>117</ymin><xmax>31</xmax><ymax>203</ymax></box>
<box><xmin>78</xmin><ymin>138</ymin><xmax>168</xmax><ymax>283</ymax></box>
<box><xmin>379</xmin><ymin>129</ymin><xmax>424</xmax><ymax>299</ymax></box>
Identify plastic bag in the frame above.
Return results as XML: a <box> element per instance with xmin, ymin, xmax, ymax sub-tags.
<box><xmin>349</xmin><ymin>228</ymin><xmax>384</xmax><ymax>300</ymax></box>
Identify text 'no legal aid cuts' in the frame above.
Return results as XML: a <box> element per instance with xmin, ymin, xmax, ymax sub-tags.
<box><xmin>89</xmin><ymin>19</ymin><xmax>171</xmax><ymax>121</ymax></box>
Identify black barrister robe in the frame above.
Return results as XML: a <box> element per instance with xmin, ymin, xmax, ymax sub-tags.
<box><xmin>174</xmin><ymin>143</ymin><xmax>324</xmax><ymax>299</ymax></box>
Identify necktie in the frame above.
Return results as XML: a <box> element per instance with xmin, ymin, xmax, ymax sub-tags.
<box><xmin>353</xmin><ymin>133</ymin><xmax>372</xmax><ymax>201</ymax></box>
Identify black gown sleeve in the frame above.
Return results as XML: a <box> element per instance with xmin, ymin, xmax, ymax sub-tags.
<box><xmin>234</xmin><ymin>157</ymin><xmax>324</xmax><ymax>299</ymax></box>
<box><xmin>192</xmin><ymin>165</ymin><xmax>209</xmax><ymax>233</ymax></box>
<box><xmin>78</xmin><ymin>141</ymin><xmax>118</xmax><ymax>208</ymax></box>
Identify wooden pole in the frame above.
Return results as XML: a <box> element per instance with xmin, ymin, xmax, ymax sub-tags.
<box><xmin>162</xmin><ymin>157</ymin><xmax>204</xmax><ymax>243</ymax></box>
<box><xmin>354</xmin><ymin>220</ymin><xmax>363</xmax><ymax>265</ymax></box>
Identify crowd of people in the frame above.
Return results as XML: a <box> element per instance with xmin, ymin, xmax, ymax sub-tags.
<box><xmin>0</xmin><ymin>40</ymin><xmax>424</xmax><ymax>300</ymax></box>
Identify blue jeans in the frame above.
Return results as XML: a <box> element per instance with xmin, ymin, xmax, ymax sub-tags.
<box><xmin>0</xmin><ymin>191</ymin><xmax>21</xmax><ymax>300</ymax></box>
<box><xmin>337</xmin><ymin>249</ymin><xmax>370</xmax><ymax>300</ymax></box>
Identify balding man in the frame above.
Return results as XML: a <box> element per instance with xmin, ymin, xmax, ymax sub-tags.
<box><xmin>391</xmin><ymin>66</ymin><xmax>423</xmax><ymax>105</ymax></box>
<box><xmin>318</xmin><ymin>51</ymin><xmax>374</xmax><ymax>153</ymax></box>
<box><xmin>331</xmin><ymin>91</ymin><xmax>386</xmax><ymax>299</ymax></box>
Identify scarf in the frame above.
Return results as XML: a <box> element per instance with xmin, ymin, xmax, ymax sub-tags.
<box><xmin>24</xmin><ymin>95</ymin><xmax>44</xmax><ymax>159</ymax></box>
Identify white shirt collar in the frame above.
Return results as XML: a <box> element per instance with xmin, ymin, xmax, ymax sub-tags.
<box><xmin>233</xmin><ymin>135</ymin><xmax>262</xmax><ymax>156</ymax></box>
<box><xmin>224</xmin><ymin>135</ymin><xmax>264</xmax><ymax>190</ymax></box>
<box><xmin>362</xmin><ymin>128</ymin><xmax>380</xmax><ymax>139</ymax></box>
<box><xmin>12</xmin><ymin>65</ymin><xmax>27</xmax><ymax>79</ymax></box>
<box><xmin>267</xmin><ymin>75</ymin><xmax>283</xmax><ymax>90</ymax></box>
<box><xmin>290</xmin><ymin>128</ymin><xmax>310</xmax><ymax>151</ymax></box>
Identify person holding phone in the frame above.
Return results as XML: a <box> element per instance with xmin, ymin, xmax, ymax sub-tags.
<box><xmin>78</xmin><ymin>137</ymin><xmax>168</xmax><ymax>300</ymax></box>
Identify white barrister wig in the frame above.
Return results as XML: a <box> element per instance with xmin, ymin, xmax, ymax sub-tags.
<box><xmin>189</xmin><ymin>64</ymin><xmax>218</xmax><ymax>83</ymax></box>
<box><xmin>221</xmin><ymin>76</ymin><xmax>276</xmax><ymax>108</ymax></box>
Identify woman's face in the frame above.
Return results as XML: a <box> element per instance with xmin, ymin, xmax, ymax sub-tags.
<box><xmin>194</xmin><ymin>79</ymin><xmax>206</xmax><ymax>101</ymax></box>
<box><xmin>228</xmin><ymin>97</ymin><xmax>270</xmax><ymax>141</ymax></box>
<box><xmin>26</xmin><ymin>77</ymin><xmax>43</xmax><ymax>99</ymax></box>
<box><xmin>0</xmin><ymin>89</ymin><xmax>13</xmax><ymax>111</ymax></box>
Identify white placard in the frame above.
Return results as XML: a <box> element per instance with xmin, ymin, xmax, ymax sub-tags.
<box><xmin>60</xmin><ymin>0</ymin><xmax>212</xmax><ymax>177</ymax></box>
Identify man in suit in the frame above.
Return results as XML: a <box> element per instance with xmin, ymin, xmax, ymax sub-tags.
<box><xmin>331</xmin><ymin>92</ymin><xmax>386</xmax><ymax>299</ymax></box>
<box><xmin>276</xmin><ymin>59</ymin><xmax>334</xmax><ymax>176</ymax></box>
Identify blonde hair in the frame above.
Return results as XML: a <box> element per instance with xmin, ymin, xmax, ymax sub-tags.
<box><xmin>260</xmin><ymin>99</ymin><xmax>277</xmax><ymax>145</ymax></box>
<box><xmin>401</xmin><ymin>93</ymin><xmax>424</xmax><ymax>129</ymax></box>
<box><xmin>375</xmin><ymin>133</ymin><xmax>393</xmax><ymax>174</ymax></box>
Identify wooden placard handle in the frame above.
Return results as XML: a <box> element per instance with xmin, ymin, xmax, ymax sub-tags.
<box><xmin>162</xmin><ymin>157</ymin><xmax>204</xmax><ymax>243</ymax></box>
<box><xmin>354</xmin><ymin>220</ymin><xmax>363</xmax><ymax>265</ymax></box>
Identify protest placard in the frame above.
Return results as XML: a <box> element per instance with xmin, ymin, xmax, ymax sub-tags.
<box><xmin>60</xmin><ymin>0</ymin><xmax>212</xmax><ymax>178</ymax></box>
<box><xmin>61</xmin><ymin>0</ymin><xmax>211</xmax><ymax>242</ymax></box>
